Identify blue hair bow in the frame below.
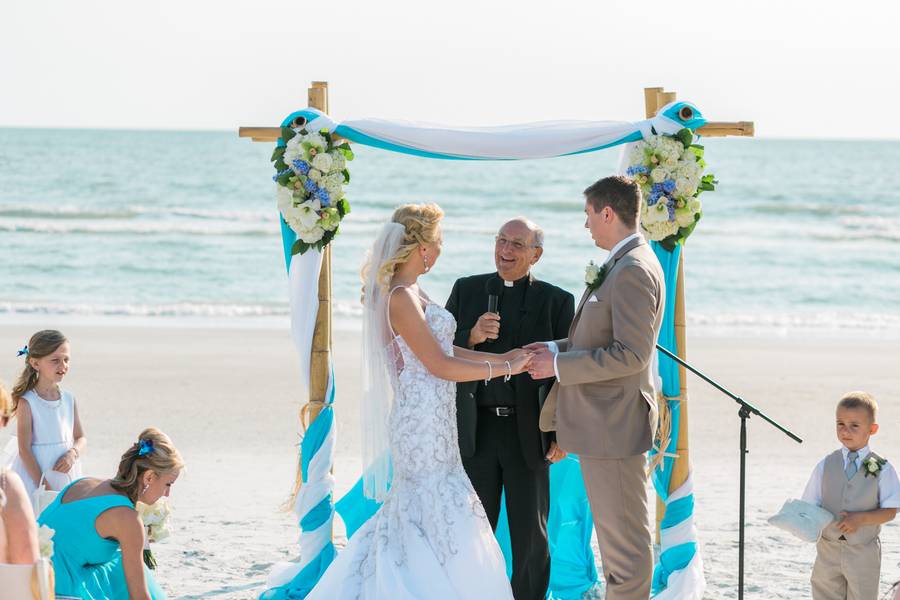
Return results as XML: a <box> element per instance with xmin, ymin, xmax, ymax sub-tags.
<box><xmin>138</xmin><ymin>439</ymin><xmax>155</xmax><ymax>457</ymax></box>
<box><xmin>17</xmin><ymin>345</ymin><xmax>28</xmax><ymax>357</ymax></box>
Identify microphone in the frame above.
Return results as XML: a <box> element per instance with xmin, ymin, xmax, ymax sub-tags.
<box><xmin>486</xmin><ymin>277</ymin><xmax>503</xmax><ymax>314</ymax></box>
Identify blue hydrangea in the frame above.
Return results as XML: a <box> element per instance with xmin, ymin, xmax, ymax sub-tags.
<box><xmin>292</xmin><ymin>159</ymin><xmax>310</xmax><ymax>175</ymax></box>
<box><xmin>668</xmin><ymin>203</ymin><xmax>676</xmax><ymax>221</ymax></box>
<box><xmin>626</xmin><ymin>165</ymin><xmax>649</xmax><ymax>177</ymax></box>
<box><xmin>662</xmin><ymin>179</ymin><xmax>676</xmax><ymax>194</ymax></box>
<box><xmin>304</xmin><ymin>179</ymin><xmax>318</xmax><ymax>193</ymax></box>
<box><xmin>647</xmin><ymin>190</ymin><xmax>662</xmax><ymax>206</ymax></box>
<box><xmin>272</xmin><ymin>169</ymin><xmax>292</xmax><ymax>182</ymax></box>
<box><xmin>316</xmin><ymin>188</ymin><xmax>331</xmax><ymax>207</ymax></box>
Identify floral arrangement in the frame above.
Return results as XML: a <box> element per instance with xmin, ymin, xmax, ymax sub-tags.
<box><xmin>137</xmin><ymin>497</ymin><xmax>172</xmax><ymax>569</ymax></box>
<box><xmin>584</xmin><ymin>260</ymin><xmax>609</xmax><ymax>292</ymax></box>
<box><xmin>625</xmin><ymin>128</ymin><xmax>716</xmax><ymax>251</ymax></box>
<box><xmin>271</xmin><ymin>125</ymin><xmax>354</xmax><ymax>255</ymax></box>
<box><xmin>38</xmin><ymin>525</ymin><xmax>54</xmax><ymax>559</ymax></box>
<box><xmin>863</xmin><ymin>453</ymin><xmax>886</xmax><ymax>478</ymax></box>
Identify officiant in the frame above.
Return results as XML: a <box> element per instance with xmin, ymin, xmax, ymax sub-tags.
<box><xmin>446</xmin><ymin>217</ymin><xmax>574</xmax><ymax>600</ymax></box>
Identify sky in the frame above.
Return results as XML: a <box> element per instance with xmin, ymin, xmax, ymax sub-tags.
<box><xmin>3</xmin><ymin>0</ymin><xmax>900</xmax><ymax>139</ymax></box>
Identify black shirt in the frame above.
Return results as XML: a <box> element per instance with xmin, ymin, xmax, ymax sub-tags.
<box><xmin>475</xmin><ymin>274</ymin><xmax>529</xmax><ymax>408</ymax></box>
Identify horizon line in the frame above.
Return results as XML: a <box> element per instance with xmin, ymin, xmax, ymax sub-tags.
<box><xmin>2</xmin><ymin>124</ymin><xmax>900</xmax><ymax>143</ymax></box>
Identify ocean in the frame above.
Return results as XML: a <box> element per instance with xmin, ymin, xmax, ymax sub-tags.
<box><xmin>2</xmin><ymin>128</ymin><xmax>899</xmax><ymax>336</ymax></box>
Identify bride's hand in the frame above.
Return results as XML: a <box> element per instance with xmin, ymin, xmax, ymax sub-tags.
<box><xmin>508</xmin><ymin>352</ymin><xmax>533</xmax><ymax>375</ymax></box>
<box><xmin>501</xmin><ymin>348</ymin><xmax>526</xmax><ymax>362</ymax></box>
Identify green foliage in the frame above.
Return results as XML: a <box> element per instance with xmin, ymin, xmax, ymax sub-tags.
<box><xmin>338</xmin><ymin>143</ymin><xmax>354</xmax><ymax>161</ymax></box>
<box><xmin>271</xmin><ymin>146</ymin><xmax>285</xmax><ymax>163</ymax></box>
<box><xmin>676</xmin><ymin>128</ymin><xmax>693</xmax><ymax>148</ymax></box>
<box><xmin>280</xmin><ymin>127</ymin><xmax>296</xmax><ymax>143</ymax></box>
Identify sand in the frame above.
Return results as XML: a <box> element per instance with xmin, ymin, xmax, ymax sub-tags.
<box><xmin>1</xmin><ymin>320</ymin><xmax>898</xmax><ymax>599</ymax></box>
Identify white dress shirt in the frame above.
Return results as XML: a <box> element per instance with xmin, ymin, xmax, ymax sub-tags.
<box><xmin>546</xmin><ymin>232</ymin><xmax>643</xmax><ymax>379</ymax></box>
<box><xmin>801</xmin><ymin>445</ymin><xmax>900</xmax><ymax>509</ymax></box>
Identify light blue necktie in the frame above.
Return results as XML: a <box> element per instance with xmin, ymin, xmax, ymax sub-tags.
<box><xmin>845</xmin><ymin>451</ymin><xmax>859</xmax><ymax>480</ymax></box>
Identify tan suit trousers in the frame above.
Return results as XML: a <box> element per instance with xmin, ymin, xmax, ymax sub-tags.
<box><xmin>580</xmin><ymin>454</ymin><xmax>652</xmax><ymax>600</ymax></box>
<box><xmin>811</xmin><ymin>537</ymin><xmax>881</xmax><ymax>600</ymax></box>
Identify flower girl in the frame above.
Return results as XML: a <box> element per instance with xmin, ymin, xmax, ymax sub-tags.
<box><xmin>11</xmin><ymin>330</ymin><xmax>86</xmax><ymax>497</ymax></box>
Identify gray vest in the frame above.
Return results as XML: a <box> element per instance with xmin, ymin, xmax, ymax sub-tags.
<box><xmin>820</xmin><ymin>449</ymin><xmax>881</xmax><ymax>545</ymax></box>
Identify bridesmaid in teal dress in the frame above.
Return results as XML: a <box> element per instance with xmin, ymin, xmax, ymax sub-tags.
<box><xmin>38</xmin><ymin>427</ymin><xmax>184</xmax><ymax>600</ymax></box>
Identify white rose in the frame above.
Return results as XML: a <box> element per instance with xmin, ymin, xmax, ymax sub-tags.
<box><xmin>304</xmin><ymin>133</ymin><xmax>326</xmax><ymax>151</ymax></box>
<box><xmin>283</xmin><ymin>145</ymin><xmax>302</xmax><ymax>166</ymax></box>
<box><xmin>688</xmin><ymin>198</ymin><xmax>702</xmax><ymax>213</ymax></box>
<box><xmin>307</xmin><ymin>168</ymin><xmax>324</xmax><ymax>184</ymax></box>
<box><xmin>680</xmin><ymin>149</ymin><xmax>697</xmax><ymax>163</ymax></box>
<box><xmin>584</xmin><ymin>262</ymin><xmax>601</xmax><ymax>285</ymax></box>
<box><xmin>675</xmin><ymin>207</ymin><xmax>695</xmax><ymax>227</ymax></box>
<box><xmin>675</xmin><ymin>176</ymin><xmax>695</xmax><ymax>196</ymax></box>
<box><xmin>311</xmin><ymin>152</ymin><xmax>333</xmax><ymax>174</ymax></box>
<box><xmin>324</xmin><ymin>172</ymin><xmax>343</xmax><ymax>195</ymax></box>
<box><xmin>276</xmin><ymin>185</ymin><xmax>295</xmax><ymax>212</ymax></box>
<box><xmin>650</xmin><ymin>167</ymin><xmax>668</xmax><ymax>183</ymax></box>
<box><xmin>330</xmin><ymin>150</ymin><xmax>346</xmax><ymax>172</ymax></box>
<box><xmin>298</xmin><ymin>225</ymin><xmax>326</xmax><ymax>244</ymax></box>
<box><xmin>867</xmin><ymin>461</ymin><xmax>878</xmax><ymax>473</ymax></box>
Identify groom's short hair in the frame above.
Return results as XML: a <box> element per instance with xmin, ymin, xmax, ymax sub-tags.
<box><xmin>583</xmin><ymin>176</ymin><xmax>641</xmax><ymax>228</ymax></box>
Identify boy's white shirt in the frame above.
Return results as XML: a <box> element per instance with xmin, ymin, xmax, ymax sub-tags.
<box><xmin>801</xmin><ymin>445</ymin><xmax>900</xmax><ymax>509</ymax></box>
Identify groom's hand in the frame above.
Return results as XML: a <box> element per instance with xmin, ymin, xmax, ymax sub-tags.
<box><xmin>527</xmin><ymin>345</ymin><xmax>555</xmax><ymax>380</ymax></box>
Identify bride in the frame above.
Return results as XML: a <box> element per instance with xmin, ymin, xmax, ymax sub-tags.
<box><xmin>308</xmin><ymin>203</ymin><xmax>529</xmax><ymax>599</ymax></box>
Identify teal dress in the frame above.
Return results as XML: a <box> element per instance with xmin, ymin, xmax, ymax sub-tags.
<box><xmin>37</xmin><ymin>479</ymin><xmax>167</xmax><ymax>600</ymax></box>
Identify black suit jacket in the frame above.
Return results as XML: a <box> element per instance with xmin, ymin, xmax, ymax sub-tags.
<box><xmin>446</xmin><ymin>273</ymin><xmax>575</xmax><ymax>469</ymax></box>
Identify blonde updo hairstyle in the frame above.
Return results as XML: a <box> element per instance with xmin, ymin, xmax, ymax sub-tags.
<box><xmin>11</xmin><ymin>329</ymin><xmax>68</xmax><ymax>415</ymax></box>
<box><xmin>111</xmin><ymin>428</ymin><xmax>184</xmax><ymax>502</ymax></box>
<box><xmin>367</xmin><ymin>203</ymin><xmax>444</xmax><ymax>294</ymax></box>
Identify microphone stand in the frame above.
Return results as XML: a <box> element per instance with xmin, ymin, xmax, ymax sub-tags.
<box><xmin>655</xmin><ymin>343</ymin><xmax>802</xmax><ymax>600</ymax></box>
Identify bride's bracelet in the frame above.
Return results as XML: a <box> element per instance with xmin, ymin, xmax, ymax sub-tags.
<box><xmin>504</xmin><ymin>361</ymin><xmax>512</xmax><ymax>382</ymax></box>
<box><xmin>484</xmin><ymin>361</ymin><xmax>493</xmax><ymax>383</ymax></box>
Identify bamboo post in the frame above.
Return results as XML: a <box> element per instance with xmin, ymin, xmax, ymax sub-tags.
<box><xmin>306</xmin><ymin>80</ymin><xmax>332</xmax><ymax>428</ymax></box>
<box><xmin>294</xmin><ymin>81</ymin><xmax>333</xmax><ymax>494</ymax></box>
<box><xmin>646</xmin><ymin>87</ymin><xmax>691</xmax><ymax>542</ymax></box>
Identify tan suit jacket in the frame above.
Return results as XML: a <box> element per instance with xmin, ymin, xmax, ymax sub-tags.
<box><xmin>540</xmin><ymin>236</ymin><xmax>664</xmax><ymax>458</ymax></box>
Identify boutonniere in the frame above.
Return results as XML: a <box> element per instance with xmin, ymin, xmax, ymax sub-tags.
<box><xmin>863</xmin><ymin>453</ymin><xmax>887</xmax><ymax>478</ymax></box>
<box><xmin>584</xmin><ymin>260</ymin><xmax>610</xmax><ymax>292</ymax></box>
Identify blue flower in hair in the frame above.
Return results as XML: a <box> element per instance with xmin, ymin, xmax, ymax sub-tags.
<box><xmin>17</xmin><ymin>345</ymin><xmax>28</xmax><ymax>357</ymax></box>
<box><xmin>138</xmin><ymin>439</ymin><xmax>155</xmax><ymax>457</ymax></box>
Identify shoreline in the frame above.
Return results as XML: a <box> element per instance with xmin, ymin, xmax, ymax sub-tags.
<box><xmin>4</xmin><ymin>311</ymin><xmax>900</xmax><ymax>341</ymax></box>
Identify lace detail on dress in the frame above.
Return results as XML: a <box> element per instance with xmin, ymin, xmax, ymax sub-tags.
<box><xmin>349</xmin><ymin>303</ymin><xmax>488</xmax><ymax>591</ymax></box>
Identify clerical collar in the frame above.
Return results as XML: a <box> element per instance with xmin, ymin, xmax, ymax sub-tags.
<box><xmin>500</xmin><ymin>273</ymin><xmax>530</xmax><ymax>288</ymax></box>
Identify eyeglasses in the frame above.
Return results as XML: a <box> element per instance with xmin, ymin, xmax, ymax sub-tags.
<box><xmin>495</xmin><ymin>236</ymin><xmax>540</xmax><ymax>251</ymax></box>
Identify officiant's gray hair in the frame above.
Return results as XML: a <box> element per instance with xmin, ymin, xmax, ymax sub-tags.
<box><xmin>504</xmin><ymin>216</ymin><xmax>544</xmax><ymax>248</ymax></box>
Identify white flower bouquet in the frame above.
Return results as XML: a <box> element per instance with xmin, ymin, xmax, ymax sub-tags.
<box><xmin>272</xmin><ymin>125</ymin><xmax>354</xmax><ymax>255</ymax></box>
<box><xmin>625</xmin><ymin>128</ymin><xmax>716</xmax><ymax>250</ymax></box>
<box><xmin>136</xmin><ymin>497</ymin><xmax>172</xmax><ymax>569</ymax></box>
<box><xmin>38</xmin><ymin>525</ymin><xmax>54</xmax><ymax>559</ymax></box>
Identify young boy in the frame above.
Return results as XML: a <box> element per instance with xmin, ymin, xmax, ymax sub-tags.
<box><xmin>802</xmin><ymin>391</ymin><xmax>900</xmax><ymax>600</ymax></box>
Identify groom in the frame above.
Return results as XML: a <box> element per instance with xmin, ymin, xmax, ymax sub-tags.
<box><xmin>446</xmin><ymin>217</ymin><xmax>574</xmax><ymax>600</ymax></box>
<box><xmin>527</xmin><ymin>176</ymin><xmax>665</xmax><ymax>600</ymax></box>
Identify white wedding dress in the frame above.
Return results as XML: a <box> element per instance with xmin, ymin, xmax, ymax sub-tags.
<box><xmin>307</xmin><ymin>299</ymin><xmax>514</xmax><ymax>599</ymax></box>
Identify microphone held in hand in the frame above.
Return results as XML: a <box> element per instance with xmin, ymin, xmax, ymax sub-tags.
<box><xmin>486</xmin><ymin>276</ymin><xmax>503</xmax><ymax>315</ymax></box>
